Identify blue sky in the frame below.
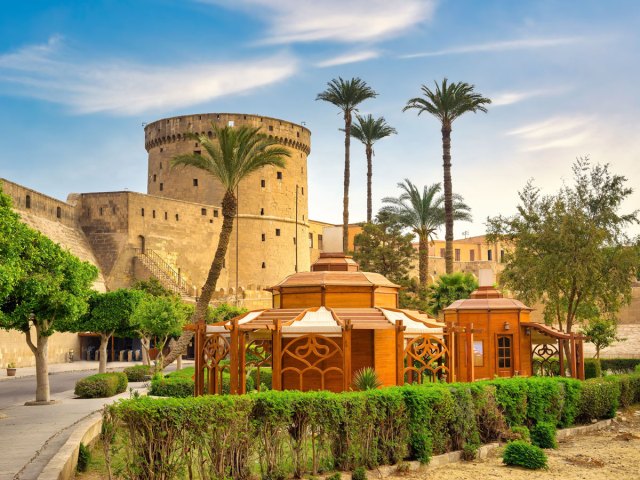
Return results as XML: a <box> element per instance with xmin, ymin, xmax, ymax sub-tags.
<box><xmin>1</xmin><ymin>0</ymin><xmax>639</xmax><ymax>238</ymax></box>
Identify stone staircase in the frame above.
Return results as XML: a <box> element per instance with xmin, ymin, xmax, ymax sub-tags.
<box><xmin>134</xmin><ymin>248</ymin><xmax>198</xmax><ymax>302</ymax></box>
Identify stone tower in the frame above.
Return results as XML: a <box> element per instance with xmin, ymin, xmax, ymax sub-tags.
<box><xmin>144</xmin><ymin>113</ymin><xmax>312</xmax><ymax>293</ymax></box>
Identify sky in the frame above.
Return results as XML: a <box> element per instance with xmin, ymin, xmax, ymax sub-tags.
<box><xmin>0</xmin><ymin>0</ymin><xmax>639</xmax><ymax>239</ymax></box>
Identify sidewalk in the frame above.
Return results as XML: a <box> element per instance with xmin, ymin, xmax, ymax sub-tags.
<box><xmin>0</xmin><ymin>359</ymin><xmax>194</xmax><ymax>381</ymax></box>
<box><xmin>0</xmin><ymin>382</ymin><xmax>147</xmax><ymax>480</ymax></box>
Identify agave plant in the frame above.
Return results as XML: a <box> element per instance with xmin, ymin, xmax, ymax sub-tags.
<box><xmin>352</xmin><ymin>367</ymin><xmax>382</xmax><ymax>391</ymax></box>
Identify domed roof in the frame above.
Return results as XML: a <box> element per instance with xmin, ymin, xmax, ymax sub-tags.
<box><xmin>267</xmin><ymin>270</ymin><xmax>399</xmax><ymax>291</ymax></box>
<box><xmin>311</xmin><ymin>252</ymin><xmax>359</xmax><ymax>272</ymax></box>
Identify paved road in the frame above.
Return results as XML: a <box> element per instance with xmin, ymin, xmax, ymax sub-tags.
<box><xmin>0</xmin><ymin>370</ymin><xmax>94</xmax><ymax>410</ymax></box>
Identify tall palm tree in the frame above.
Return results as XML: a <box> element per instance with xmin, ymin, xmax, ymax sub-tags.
<box><xmin>351</xmin><ymin>114</ymin><xmax>397</xmax><ymax>223</ymax></box>
<box><xmin>316</xmin><ymin>77</ymin><xmax>377</xmax><ymax>252</ymax></box>
<box><xmin>162</xmin><ymin>124</ymin><xmax>290</xmax><ymax>367</ymax></box>
<box><xmin>403</xmin><ymin>78</ymin><xmax>490</xmax><ymax>274</ymax></box>
<box><xmin>382</xmin><ymin>180</ymin><xmax>471</xmax><ymax>289</ymax></box>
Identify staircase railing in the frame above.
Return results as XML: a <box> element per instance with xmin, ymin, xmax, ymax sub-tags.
<box><xmin>133</xmin><ymin>248</ymin><xmax>198</xmax><ymax>297</ymax></box>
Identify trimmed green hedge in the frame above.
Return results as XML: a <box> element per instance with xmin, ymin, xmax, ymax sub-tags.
<box><xmin>104</xmin><ymin>373</ymin><xmax>640</xmax><ymax>479</ymax></box>
<box><xmin>75</xmin><ymin>372</ymin><xmax>127</xmax><ymax>398</ymax></box>
<box><xmin>123</xmin><ymin>365</ymin><xmax>151</xmax><ymax>382</ymax></box>
<box><xmin>584</xmin><ymin>358</ymin><xmax>602</xmax><ymax>379</ymax></box>
<box><xmin>600</xmin><ymin>358</ymin><xmax>640</xmax><ymax>374</ymax></box>
<box><xmin>503</xmin><ymin>440</ymin><xmax>547</xmax><ymax>469</ymax></box>
<box><xmin>149</xmin><ymin>367</ymin><xmax>257</xmax><ymax>397</ymax></box>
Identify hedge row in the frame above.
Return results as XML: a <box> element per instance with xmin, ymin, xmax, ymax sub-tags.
<box><xmin>104</xmin><ymin>374</ymin><xmax>640</xmax><ymax>479</ymax></box>
<box><xmin>149</xmin><ymin>367</ymin><xmax>265</xmax><ymax>397</ymax></box>
<box><xmin>534</xmin><ymin>357</ymin><xmax>640</xmax><ymax>379</ymax></box>
<box><xmin>75</xmin><ymin>372</ymin><xmax>127</xmax><ymax>398</ymax></box>
<box><xmin>123</xmin><ymin>365</ymin><xmax>151</xmax><ymax>382</ymax></box>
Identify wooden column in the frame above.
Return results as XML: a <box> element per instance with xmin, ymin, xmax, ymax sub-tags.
<box><xmin>193</xmin><ymin>324</ymin><xmax>203</xmax><ymax>396</ymax></box>
<box><xmin>466</xmin><ymin>323</ymin><xmax>475</xmax><ymax>383</ymax></box>
<box><xmin>577</xmin><ymin>338</ymin><xmax>585</xmax><ymax>380</ymax></box>
<box><xmin>342</xmin><ymin>319</ymin><xmax>352</xmax><ymax>391</ymax></box>
<box><xmin>558</xmin><ymin>339</ymin><xmax>565</xmax><ymax>377</ymax></box>
<box><xmin>570</xmin><ymin>333</ymin><xmax>578</xmax><ymax>379</ymax></box>
<box><xmin>395</xmin><ymin>320</ymin><xmax>405</xmax><ymax>386</ymax></box>
<box><xmin>239</xmin><ymin>331</ymin><xmax>247</xmax><ymax>394</ymax></box>
<box><xmin>271</xmin><ymin>319</ymin><xmax>282</xmax><ymax>390</ymax></box>
<box><xmin>229</xmin><ymin>318</ymin><xmax>240</xmax><ymax>394</ymax></box>
<box><xmin>447</xmin><ymin>327</ymin><xmax>456</xmax><ymax>383</ymax></box>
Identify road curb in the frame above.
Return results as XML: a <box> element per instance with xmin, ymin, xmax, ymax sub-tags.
<box><xmin>37</xmin><ymin>413</ymin><xmax>103</xmax><ymax>480</ymax></box>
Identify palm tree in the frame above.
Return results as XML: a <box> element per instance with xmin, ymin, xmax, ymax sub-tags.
<box><xmin>382</xmin><ymin>180</ymin><xmax>471</xmax><ymax>289</ymax></box>
<box><xmin>162</xmin><ymin>124</ymin><xmax>290</xmax><ymax>367</ymax></box>
<box><xmin>316</xmin><ymin>77</ymin><xmax>378</xmax><ymax>252</ymax></box>
<box><xmin>350</xmin><ymin>114</ymin><xmax>397</xmax><ymax>223</ymax></box>
<box><xmin>403</xmin><ymin>78</ymin><xmax>490</xmax><ymax>274</ymax></box>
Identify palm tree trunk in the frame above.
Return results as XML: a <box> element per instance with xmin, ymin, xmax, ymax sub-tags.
<box><xmin>441</xmin><ymin>125</ymin><xmax>454</xmax><ymax>274</ymax></box>
<box><xmin>162</xmin><ymin>190</ymin><xmax>238</xmax><ymax>368</ymax></box>
<box><xmin>366</xmin><ymin>144</ymin><xmax>373</xmax><ymax>223</ymax></box>
<box><xmin>418</xmin><ymin>235</ymin><xmax>428</xmax><ymax>289</ymax></box>
<box><xmin>343</xmin><ymin>112</ymin><xmax>352</xmax><ymax>253</ymax></box>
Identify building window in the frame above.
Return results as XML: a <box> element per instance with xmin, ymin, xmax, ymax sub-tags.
<box><xmin>194</xmin><ymin>142</ymin><xmax>198</xmax><ymax>147</ymax></box>
<box><xmin>213</xmin><ymin>210</ymin><xmax>219</xmax><ymax>218</ymax></box>
<box><xmin>440</xmin><ymin>248</ymin><xmax>445</xmax><ymax>258</ymax></box>
<box><xmin>470</xmin><ymin>250</ymin><xmax>475</xmax><ymax>261</ymax></box>
<box><xmin>175</xmin><ymin>214</ymin><xmax>179</xmax><ymax>221</ymax></box>
<box><xmin>56</xmin><ymin>206</ymin><xmax>61</xmax><ymax>219</ymax></box>
<box><xmin>160</xmin><ymin>148</ymin><xmax>163</xmax><ymax>153</ymax></box>
<box><xmin>473</xmin><ymin>340</ymin><xmax>484</xmax><ymax>367</ymax></box>
<box><xmin>228</xmin><ymin>120</ymin><xmax>234</xmax><ymax>127</ymax></box>
<box><xmin>262</xmin><ymin>262</ymin><xmax>266</xmax><ymax>269</ymax></box>
<box><xmin>159</xmin><ymin>183</ymin><xmax>164</xmax><ymax>191</ymax></box>
<box><xmin>268</xmin><ymin>125</ymin><xmax>273</xmax><ymax>132</ymax></box>
<box><xmin>318</xmin><ymin>234</ymin><xmax>323</xmax><ymax>250</ymax></box>
<box><xmin>164</xmin><ymin>212</ymin><xmax>168</xmax><ymax>220</ymax></box>
<box><xmin>261</xmin><ymin>179</ymin><xmax>265</xmax><ymax>188</ymax></box>
<box><xmin>262</xmin><ymin>233</ymin><xmax>266</xmax><ymax>242</ymax></box>
<box><xmin>153</xmin><ymin>174</ymin><xmax>157</xmax><ymax>182</ymax></box>
<box><xmin>455</xmin><ymin>249</ymin><xmax>461</xmax><ymax>261</ymax></box>
<box><xmin>275</xmin><ymin>229</ymin><xmax>281</xmax><ymax>236</ymax></box>
<box><xmin>487</xmin><ymin>249</ymin><xmax>493</xmax><ymax>261</ymax></box>
<box><xmin>201</xmin><ymin>208</ymin><xmax>207</xmax><ymax>216</ymax></box>
<box><xmin>194</xmin><ymin>150</ymin><xmax>201</xmax><ymax>156</ymax></box>
<box><xmin>293</xmin><ymin>237</ymin><xmax>296</xmax><ymax>245</ymax></box>
<box><xmin>25</xmin><ymin>195</ymin><xmax>31</xmax><ymax>209</ymax></box>
<box><xmin>193</xmin><ymin>178</ymin><xmax>198</xmax><ymax>187</ymax></box>
<box><xmin>276</xmin><ymin>171</ymin><xmax>282</xmax><ymax>180</ymax></box>
<box><xmin>500</xmin><ymin>250</ymin><xmax>505</xmax><ymax>263</ymax></box>
<box><xmin>498</xmin><ymin>336</ymin><xmax>512</xmax><ymax>369</ymax></box>
<box><xmin>99</xmin><ymin>207</ymin><xmax>103</xmax><ymax>216</ymax></box>
<box><xmin>152</xmin><ymin>210</ymin><xmax>156</xmax><ymax>219</ymax></box>
<box><xmin>141</xmin><ymin>208</ymin><xmax>145</xmax><ymax>217</ymax></box>
<box><xmin>301</xmin><ymin>187</ymin><xmax>304</xmax><ymax>195</ymax></box>
<box><xmin>260</xmin><ymin>208</ymin><xmax>264</xmax><ymax>216</ymax></box>
<box><xmin>309</xmin><ymin>233</ymin><xmax>313</xmax><ymax>248</ymax></box>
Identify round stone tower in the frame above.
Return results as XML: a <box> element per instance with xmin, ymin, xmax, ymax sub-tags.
<box><xmin>144</xmin><ymin>113</ymin><xmax>312</xmax><ymax>295</ymax></box>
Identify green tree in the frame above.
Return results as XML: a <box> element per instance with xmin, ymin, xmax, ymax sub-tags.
<box><xmin>317</xmin><ymin>77</ymin><xmax>378</xmax><ymax>252</ymax></box>
<box><xmin>162</xmin><ymin>124</ymin><xmax>290</xmax><ymax>367</ymax></box>
<box><xmin>427</xmin><ymin>272</ymin><xmax>478</xmax><ymax>317</ymax></box>
<box><xmin>352</xmin><ymin>212</ymin><xmax>415</xmax><ymax>284</ymax></box>
<box><xmin>581</xmin><ymin>317</ymin><xmax>624</xmax><ymax>359</ymax></box>
<box><xmin>382</xmin><ymin>180</ymin><xmax>471</xmax><ymax>289</ymax></box>
<box><xmin>350</xmin><ymin>114</ymin><xmax>397</xmax><ymax>223</ymax></box>
<box><xmin>487</xmin><ymin>158</ymin><xmax>640</xmax><ymax>370</ymax></box>
<box><xmin>206</xmin><ymin>303</ymin><xmax>247</xmax><ymax>324</ymax></box>
<box><xmin>132</xmin><ymin>277</ymin><xmax>175</xmax><ymax>298</ymax></box>
<box><xmin>0</xmin><ymin>189</ymin><xmax>97</xmax><ymax>402</ymax></box>
<box><xmin>132</xmin><ymin>295</ymin><xmax>189</xmax><ymax>372</ymax></box>
<box><xmin>403</xmin><ymin>79</ymin><xmax>490</xmax><ymax>274</ymax></box>
<box><xmin>75</xmin><ymin>289</ymin><xmax>144</xmax><ymax>373</ymax></box>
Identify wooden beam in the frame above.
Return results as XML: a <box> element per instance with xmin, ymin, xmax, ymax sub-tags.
<box><xmin>342</xmin><ymin>319</ymin><xmax>352</xmax><ymax>391</ymax></box>
<box><xmin>570</xmin><ymin>333</ymin><xmax>578</xmax><ymax>379</ymax></box>
<box><xmin>271</xmin><ymin>319</ymin><xmax>282</xmax><ymax>390</ymax></box>
<box><xmin>466</xmin><ymin>323</ymin><xmax>475</xmax><ymax>383</ymax></box>
<box><xmin>239</xmin><ymin>331</ymin><xmax>247</xmax><ymax>394</ymax></box>
<box><xmin>194</xmin><ymin>323</ymin><xmax>203</xmax><ymax>396</ymax></box>
<box><xmin>229</xmin><ymin>318</ymin><xmax>239</xmax><ymax>394</ymax></box>
<box><xmin>558</xmin><ymin>339</ymin><xmax>565</xmax><ymax>377</ymax></box>
<box><xmin>395</xmin><ymin>320</ymin><xmax>405</xmax><ymax>386</ymax></box>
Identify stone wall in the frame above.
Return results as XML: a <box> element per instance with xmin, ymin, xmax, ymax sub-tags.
<box><xmin>0</xmin><ymin>329</ymin><xmax>80</xmax><ymax>368</ymax></box>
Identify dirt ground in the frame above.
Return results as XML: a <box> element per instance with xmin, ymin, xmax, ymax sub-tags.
<box><xmin>398</xmin><ymin>406</ymin><xmax>640</xmax><ymax>480</ymax></box>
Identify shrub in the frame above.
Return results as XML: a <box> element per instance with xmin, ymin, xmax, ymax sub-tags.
<box><xmin>461</xmin><ymin>441</ymin><xmax>480</xmax><ymax>461</ymax></box>
<box><xmin>578</xmin><ymin>378</ymin><xmax>620</xmax><ymax>421</ymax></box>
<box><xmin>530</xmin><ymin>422</ymin><xmax>557</xmax><ymax>449</ymax></box>
<box><xmin>352</xmin><ymin>367</ymin><xmax>382</xmax><ymax>391</ymax></box>
<box><xmin>326</xmin><ymin>474</ymin><xmax>342</xmax><ymax>480</ymax></box>
<box><xmin>123</xmin><ymin>364</ymin><xmax>151</xmax><ymax>382</ymax></box>
<box><xmin>635</xmin><ymin>364</ymin><xmax>640</xmax><ymax>374</ymax></box>
<box><xmin>502</xmin><ymin>440</ymin><xmax>548</xmax><ymax>470</ymax></box>
<box><xmin>584</xmin><ymin>359</ymin><xmax>602</xmax><ymax>379</ymax></box>
<box><xmin>352</xmin><ymin>466</ymin><xmax>367</xmax><ymax>480</ymax></box>
<box><xmin>600</xmin><ymin>358</ymin><xmax>640</xmax><ymax>374</ymax></box>
<box><xmin>149</xmin><ymin>375</ymin><xmax>193</xmax><ymax>398</ymax></box>
<box><xmin>75</xmin><ymin>373</ymin><xmax>128</xmax><ymax>398</ymax></box>
<box><xmin>509</xmin><ymin>426</ymin><xmax>530</xmax><ymax>442</ymax></box>
<box><xmin>77</xmin><ymin>442</ymin><xmax>90</xmax><ymax>472</ymax></box>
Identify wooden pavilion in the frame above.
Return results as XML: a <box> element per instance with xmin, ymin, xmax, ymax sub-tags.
<box><xmin>190</xmin><ymin>258</ymin><xmax>585</xmax><ymax>395</ymax></box>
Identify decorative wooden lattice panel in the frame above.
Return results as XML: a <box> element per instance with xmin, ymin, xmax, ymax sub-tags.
<box><xmin>532</xmin><ymin>343</ymin><xmax>559</xmax><ymax>377</ymax></box>
<box><xmin>404</xmin><ymin>334</ymin><xmax>449</xmax><ymax>384</ymax></box>
<box><xmin>246</xmin><ymin>339</ymin><xmax>272</xmax><ymax>392</ymax></box>
<box><xmin>281</xmin><ymin>334</ymin><xmax>344</xmax><ymax>391</ymax></box>
<box><xmin>202</xmin><ymin>333</ymin><xmax>230</xmax><ymax>394</ymax></box>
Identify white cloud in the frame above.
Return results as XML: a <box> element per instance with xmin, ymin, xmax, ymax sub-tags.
<box><xmin>491</xmin><ymin>87</ymin><xmax>568</xmax><ymax>107</ymax></box>
<box><xmin>401</xmin><ymin>36</ymin><xmax>585</xmax><ymax>58</ymax></box>
<box><xmin>0</xmin><ymin>37</ymin><xmax>297</xmax><ymax>115</ymax></box>
<box><xmin>507</xmin><ymin>116</ymin><xmax>594</xmax><ymax>151</ymax></box>
<box><xmin>315</xmin><ymin>50</ymin><xmax>379</xmax><ymax>68</ymax></box>
<box><xmin>200</xmin><ymin>0</ymin><xmax>436</xmax><ymax>44</ymax></box>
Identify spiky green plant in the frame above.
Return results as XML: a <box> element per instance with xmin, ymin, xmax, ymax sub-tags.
<box><xmin>352</xmin><ymin>367</ymin><xmax>382</xmax><ymax>391</ymax></box>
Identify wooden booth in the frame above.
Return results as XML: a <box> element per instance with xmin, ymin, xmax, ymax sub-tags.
<box><xmin>443</xmin><ymin>269</ymin><xmax>585</xmax><ymax>381</ymax></box>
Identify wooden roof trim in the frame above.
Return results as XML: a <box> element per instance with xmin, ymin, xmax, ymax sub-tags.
<box><xmin>327</xmin><ymin>307</ymin><xmax>346</xmax><ymax>328</ymax></box>
<box><xmin>521</xmin><ymin>322</ymin><xmax>585</xmax><ymax>340</ymax></box>
<box><xmin>382</xmin><ymin>307</ymin><xmax>443</xmax><ymax>329</ymax></box>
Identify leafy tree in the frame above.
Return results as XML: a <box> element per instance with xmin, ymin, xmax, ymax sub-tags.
<box><xmin>382</xmin><ymin>180</ymin><xmax>471</xmax><ymax>289</ymax></box>
<box><xmin>132</xmin><ymin>277</ymin><xmax>175</xmax><ymax>298</ymax></box>
<box><xmin>581</xmin><ymin>317</ymin><xmax>625</xmax><ymax>359</ymax></box>
<box><xmin>75</xmin><ymin>289</ymin><xmax>144</xmax><ymax>373</ymax></box>
<box><xmin>487</xmin><ymin>158</ymin><xmax>640</xmax><ymax>370</ymax></box>
<box><xmin>404</xmin><ymin>78</ymin><xmax>490</xmax><ymax>274</ymax></box>
<box><xmin>427</xmin><ymin>272</ymin><xmax>478</xmax><ymax>317</ymax></box>
<box><xmin>162</xmin><ymin>124</ymin><xmax>290</xmax><ymax>367</ymax></box>
<box><xmin>352</xmin><ymin>212</ymin><xmax>415</xmax><ymax>285</ymax></box>
<box><xmin>317</xmin><ymin>77</ymin><xmax>378</xmax><ymax>252</ymax></box>
<box><xmin>350</xmin><ymin>114</ymin><xmax>397</xmax><ymax>222</ymax></box>
<box><xmin>0</xmin><ymin>189</ymin><xmax>97</xmax><ymax>402</ymax></box>
<box><xmin>206</xmin><ymin>303</ymin><xmax>247</xmax><ymax>324</ymax></box>
<box><xmin>132</xmin><ymin>295</ymin><xmax>189</xmax><ymax>372</ymax></box>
